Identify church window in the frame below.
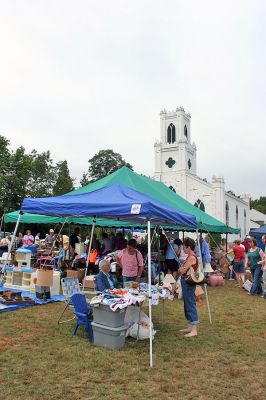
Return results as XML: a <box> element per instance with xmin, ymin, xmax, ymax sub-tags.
<box><xmin>165</xmin><ymin>157</ymin><xmax>176</xmax><ymax>168</ymax></box>
<box><xmin>167</xmin><ymin>123</ymin><xmax>176</xmax><ymax>144</ymax></box>
<box><xmin>194</xmin><ymin>199</ymin><xmax>205</xmax><ymax>212</ymax></box>
<box><xmin>169</xmin><ymin>186</ymin><xmax>176</xmax><ymax>193</ymax></box>
<box><xmin>236</xmin><ymin>206</ymin><xmax>239</xmax><ymax>227</ymax></box>
<box><xmin>225</xmin><ymin>201</ymin><xmax>229</xmax><ymax>225</ymax></box>
<box><xmin>188</xmin><ymin>159</ymin><xmax>192</xmax><ymax>170</ymax></box>
<box><xmin>184</xmin><ymin>125</ymin><xmax>188</xmax><ymax>138</ymax></box>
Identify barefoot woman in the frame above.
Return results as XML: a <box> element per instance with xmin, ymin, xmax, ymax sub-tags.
<box><xmin>178</xmin><ymin>237</ymin><xmax>199</xmax><ymax>337</ymax></box>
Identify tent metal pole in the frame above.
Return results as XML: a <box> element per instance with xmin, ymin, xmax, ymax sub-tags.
<box><xmin>196</xmin><ymin>229</ymin><xmax>212</xmax><ymax>324</ymax></box>
<box><xmin>157</xmin><ymin>226</ymin><xmax>161</xmax><ymax>285</ymax></box>
<box><xmin>3</xmin><ymin>211</ymin><xmax>6</xmax><ymax>236</ymax></box>
<box><xmin>147</xmin><ymin>219</ymin><xmax>153</xmax><ymax>368</ymax></box>
<box><xmin>0</xmin><ymin>214</ymin><xmax>3</xmax><ymax>233</ymax></box>
<box><xmin>3</xmin><ymin>212</ymin><xmax>22</xmax><ymax>269</ymax></box>
<box><xmin>68</xmin><ymin>223</ymin><xmax>71</xmax><ymax>267</ymax></box>
<box><xmin>83</xmin><ymin>220</ymin><xmax>95</xmax><ymax>291</ymax></box>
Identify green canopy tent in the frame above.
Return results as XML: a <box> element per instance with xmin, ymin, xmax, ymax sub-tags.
<box><xmin>3</xmin><ymin>210</ymin><xmax>142</xmax><ymax>228</ymax></box>
<box><xmin>4</xmin><ymin>167</ymin><xmax>239</xmax><ymax>234</ymax></box>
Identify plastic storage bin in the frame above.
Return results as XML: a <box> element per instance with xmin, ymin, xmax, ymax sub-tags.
<box><xmin>93</xmin><ymin>304</ymin><xmax>126</xmax><ymax>328</ymax></box>
<box><xmin>92</xmin><ymin>322</ymin><xmax>128</xmax><ymax>350</ymax></box>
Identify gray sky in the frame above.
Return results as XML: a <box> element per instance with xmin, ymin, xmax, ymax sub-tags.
<box><xmin>0</xmin><ymin>0</ymin><xmax>265</xmax><ymax>198</ymax></box>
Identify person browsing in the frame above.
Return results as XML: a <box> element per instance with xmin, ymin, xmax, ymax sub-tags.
<box><xmin>116</xmin><ymin>238</ymin><xmax>144</xmax><ymax>285</ymax></box>
<box><xmin>95</xmin><ymin>259</ymin><xmax>116</xmax><ymax>292</ymax></box>
<box><xmin>178</xmin><ymin>237</ymin><xmax>200</xmax><ymax>338</ymax></box>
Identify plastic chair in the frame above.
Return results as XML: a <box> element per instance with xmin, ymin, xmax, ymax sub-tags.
<box><xmin>71</xmin><ymin>293</ymin><xmax>94</xmax><ymax>342</ymax></box>
<box><xmin>57</xmin><ymin>277</ymin><xmax>81</xmax><ymax>324</ymax></box>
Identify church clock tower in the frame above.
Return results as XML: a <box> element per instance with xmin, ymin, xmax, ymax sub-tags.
<box><xmin>154</xmin><ymin>107</ymin><xmax>197</xmax><ymax>192</ymax></box>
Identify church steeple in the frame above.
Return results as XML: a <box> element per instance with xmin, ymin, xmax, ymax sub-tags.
<box><xmin>154</xmin><ymin>107</ymin><xmax>197</xmax><ymax>182</ymax></box>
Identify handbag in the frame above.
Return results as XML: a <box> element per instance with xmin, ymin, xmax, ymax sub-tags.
<box><xmin>185</xmin><ymin>267</ymin><xmax>205</xmax><ymax>285</ymax></box>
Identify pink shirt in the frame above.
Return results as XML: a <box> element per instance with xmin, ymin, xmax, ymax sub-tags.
<box><xmin>117</xmin><ymin>248</ymin><xmax>143</xmax><ymax>277</ymax></box>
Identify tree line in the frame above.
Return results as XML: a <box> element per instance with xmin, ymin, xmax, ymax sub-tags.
<box><xmin>0</xmin><ymin>136</ymin><xmax>132</xmax><ymax>215</ymax></box>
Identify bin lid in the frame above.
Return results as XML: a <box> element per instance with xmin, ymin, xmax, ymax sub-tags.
<box><xmin>91</xmin><ymin>322</ymin><xmax>129</xmax><ymax>332</ymax></box>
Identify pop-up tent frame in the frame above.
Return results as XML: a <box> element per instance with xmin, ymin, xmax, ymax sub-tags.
<box><xmin>7</xmin><ymin>183</ymin><xmax>197</xmax><ymax>368</ymax></box>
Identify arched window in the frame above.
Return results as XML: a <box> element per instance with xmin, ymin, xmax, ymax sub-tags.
<box><xmin>225</xmin><ymin>201</ymin><xmax>229</xmax><ymax>225</ymax></box>
<box><xmin>169</xmin><ymin>185</ymin><xmax>176</xmax><ymax>193</ymax></box>
<box><xmin>184</xmin><ymin>125</ymin><xmax>188</xmax><ymax>138</ymax></box>
<box><xmin>194</xmin><ymin>199</ymin><xmax>205</xmax><ymax>212</ymax></box>
<box><xmin>167</xmin><ymin>125</ymin><xmax>171</xmax><ymax>144</ymax></box>
<box><xmin>236</xmin><ymin>206</ymin><xmax>239</xmax><ymax>227</ymax></box>
<box><xmin>244</xmin><ymin>209</ymin><xmax>246</xmax><ymax>236</ymax></box>
<box><xmin>167</xmin><ymin>123</ymin><xmax>176</xmax><ymax>144</ymax></box>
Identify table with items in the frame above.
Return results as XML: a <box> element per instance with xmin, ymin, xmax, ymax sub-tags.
<box><xmin>88</xmin><ymin>282</ymin><xmax>174</xmax><ymax>349</ymax></box>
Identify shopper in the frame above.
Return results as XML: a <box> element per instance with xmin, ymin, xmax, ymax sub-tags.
<box><xmin>178</xmin><ymin>237</ymin><xmax>199</xmax><ymax>338</ymax></box>
<box><xmin>247</xmin><ymin>238</ymin><xmax>264</xmax><ymax>296</ymax></box>
<box><xmin>260</xmin><ymin>235</ymin><xmax>266</xmax><ymax>300</ymax></box>
<box><xmin>23</xmin><ymin>230</ymin><xmax>34</xmax><ymax>246</ymax></box>
<box><xmin>231</xmin><ymin>239</ymin><xmax>246</xmax><ymax>287</ymax></box>
<box><xmin>95</xmin><ymin>259</ymin><xmax>116</xmax><ymax>291</ymax></box>
<box><xmin>116</xmin><ymin>238</ymin><xmax>144</xmax><ymax>285</ymax></box>
<box><xmin>165</xmin><ymin>237</ymin><xmax>180</xmax><ymax>279</ymax></box>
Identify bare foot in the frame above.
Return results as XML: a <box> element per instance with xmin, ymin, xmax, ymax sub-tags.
<box><xmin>179</xmin><ymin>328</ymin><xmax>191</xmax><ymax>333</ymax></box>
<box><xmin>184</xmin><ymin>331</ymin><xmax>197</xmax><ymax>338</ymax></box>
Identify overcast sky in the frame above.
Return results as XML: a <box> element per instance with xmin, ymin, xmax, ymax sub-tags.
<box><xmin>0</xmin><ymin>0</ymin><xmax>265</xmax><ymax>198</ymax></box>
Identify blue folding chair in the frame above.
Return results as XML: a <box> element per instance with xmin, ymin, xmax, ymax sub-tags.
<box><xmin>71</xmin><ymin>293</ymin><xmax>94</xmax><ymax>342</ymax></box>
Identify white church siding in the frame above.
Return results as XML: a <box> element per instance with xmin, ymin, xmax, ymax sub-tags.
<box><xmin>154</xmin><ymin>107</ymin><xmax>250</xmax><ymax>240</ymax></box>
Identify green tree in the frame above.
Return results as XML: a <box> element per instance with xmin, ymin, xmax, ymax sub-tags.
<box><xmin>0</xmin><ymin>136</ymin><xmax>11</xmax><ymax>214</ymax></box>
<box><xmin>53</xmin><ymin>160</ymin><xmax>75</xmax><ymax>195</ymax></box>
<box><xmin>3</xmin><ymin>146</ymin><xmax>32</xmax><ymax>212</ymax></box>
<box><xmin>250</xmin><ymin>197</ymin><xmax>266</xmax><ymax>215</ymax></box>
<box><xmin>27</xmin><ymin>150</ymin><xmax>56</xmax><ymax>198</ymax></box>
<box><xmin>80</xmin><ymin>172</ymin><xmax>90</xmax><ymax>187</ymax></box>
<box><xmin>87</xmin><ymin>149</ymin><xmax>133</xmax><ymax>181</ymax></box>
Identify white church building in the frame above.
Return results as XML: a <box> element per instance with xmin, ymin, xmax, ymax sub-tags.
<box><xmin>154</xmin><ymin>107</ymin><xmax>250</xmax><ymax>238</ymax></box>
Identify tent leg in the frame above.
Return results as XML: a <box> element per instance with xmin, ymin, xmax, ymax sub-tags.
<box><xmin>196</xmin><ymin>229</ymin><xmax>212</xmax><ymax>325</ymax></box>
<box><xmin>1</xmin><ymin>212</ymin><xmax>22</xmax><ymax>280</ymax></box>
<box><xmin>83</xmin><ymin>221</ymin><xmax>95</xmax><ymax>291</ymax></box>
<box><xmin>147</xmin><ymin>220</ymin><xmax>153</xmax><ymax>368</ymax></box>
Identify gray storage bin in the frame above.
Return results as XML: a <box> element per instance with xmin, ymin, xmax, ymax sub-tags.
<box><xmin>93</xmin><ymin>304</ymin><xmax>126</xmax><ymax>328</ymax></box>
<box><xmin>92</xmin><ymin>322</ymin><xmax>128</xmax><ymax>350</ymax></box>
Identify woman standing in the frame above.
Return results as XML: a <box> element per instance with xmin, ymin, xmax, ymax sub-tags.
<box><xmin>247</xmin><ymin>238</ymin><xmax>264</xmax><ymax>296</ymax></box>
<box><xmin>231</xmin><ymin>239</ymin><xmax>246</xmax><ymax>287</ymax></box>
<box><xmin>178</xmin><ymin>237</ymin><xmax>199</xmax><ymax>338</ymax></box>
<box><xmin>116</xmin><ymin>238</ymin><xmax>144</xmax><ymax>285</ymax></box>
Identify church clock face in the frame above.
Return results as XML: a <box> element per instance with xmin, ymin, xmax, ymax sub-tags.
<box><xmin>188</xmin><ymin>159</ymin><xmax>192</xmax><ymax>170</ymax></box>
<box><xmin>165</xmin><ymin>157</ymin><xmax>176</xmax><ymax>168</ymax></box>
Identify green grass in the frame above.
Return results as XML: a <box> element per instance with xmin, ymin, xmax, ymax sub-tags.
<box><xmin>1</xmin><ymin>281</ymin><xmax>266</xmax><ymax>400</ymax></box>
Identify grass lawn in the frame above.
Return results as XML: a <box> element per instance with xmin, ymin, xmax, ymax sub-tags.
<box><xmin>1</xmin><ymin>281</ymin><xmax>266</xmax><ymax>400</ymax></box>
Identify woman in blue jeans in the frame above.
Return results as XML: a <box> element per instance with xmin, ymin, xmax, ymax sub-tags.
<box><xmin>178</xmin><ymin>237</ymin><xmax>199</xmax><ymax>338</ymax></box>
<box><xmin>247</xmin><ymin>238</ymin><xmax>264</xmax><ymax>295</ymax></box>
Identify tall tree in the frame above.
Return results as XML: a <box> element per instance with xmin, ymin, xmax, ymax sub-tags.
<box><xmin>0</xmin><ymin>136</ymin><xmax>11</xmax><ymax>214</ymax></box>
<box><xmin>80</xmin><ymin>172</ymin><xmax>90</xmax><ymax>187</ymax></box>
<box><xmin>27</xmin><ymin>150</ymin><xmax>56</xmax><ymax>198</ymax></box>
<box><xmin>3</xmin><ymin>146</ymin><xmax>32</xmax><ymax>212</ymax></box>
<box><xmin>87</xmin><ymin>149</ymin><xmax>133</xmax><ymax>181</ymax></box>
<box><xmin>53</xmin><ymin>160</ymin><xmax>75</xmax><ymax>195</ymax></box>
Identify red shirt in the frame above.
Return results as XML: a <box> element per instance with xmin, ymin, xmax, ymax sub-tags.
<box><xmin>233</xmin><ymin>245</ymin><xmax>245</xmax><ymax>261</ymax></box>
<box><xmin>241</xmin><ymin>240</ymin><xmax>251</xmax><ymax>253</ymax></box>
